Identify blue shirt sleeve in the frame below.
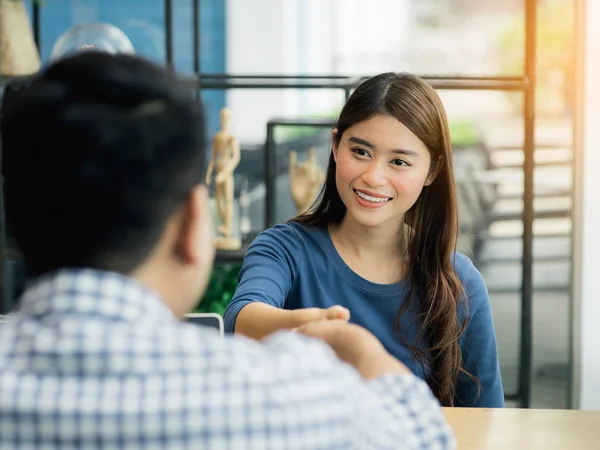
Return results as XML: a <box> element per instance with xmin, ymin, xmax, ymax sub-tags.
<box><xmin>223</xmin><ymin>224</ymin><xmax>302</xmax><ymax>333</ymax></box>
<box><xmin>455</xmin><ymin>255</ymin><xmax>505</xmax><ymax>407</ymax></box>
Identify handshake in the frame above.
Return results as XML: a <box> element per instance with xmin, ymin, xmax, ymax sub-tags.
<box><xmin>238</xmin><ymin>304</ymin><xmax>410</xmax><ymax>379</ymax></box>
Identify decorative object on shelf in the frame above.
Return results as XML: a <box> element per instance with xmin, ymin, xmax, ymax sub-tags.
<box><xmin>205</xmin><ymin>107</ymin><xmax>242</xmax><ymax>250</ymax></box>
<box><xmin>50</xmin><ymin>22</ymin><xmax>135</xmax><ymax>62</ymax></box>
<box><xmin>289</xmin><ymin>147</ymin><xmax>324</xmax><ymax>215</ymax></box>
<box><xmin>0</xmin><ymin>0</ymin><xmax>41</xmax><ymax>76</ymax></box>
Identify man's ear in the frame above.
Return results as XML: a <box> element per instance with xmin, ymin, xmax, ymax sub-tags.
<box><xmin>175</xmin><ymin>185</ymin><xmax>207</xmax><ymax>265</ymax></box>
<box><xmin>425</xmin><ymin>156</ymin><xmax>444</xmax><ymax>186</ymax></box>
<box><xmin>331</xmin><ymin>128</ymin><xmax>339</xmax><ymax>162</ymax></box>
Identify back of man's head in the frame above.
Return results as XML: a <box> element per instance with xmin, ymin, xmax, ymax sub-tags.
<box><xmin>1</xmin><ymin>52</ymin><xmax>206</xmax><ymax>277</ymax></box>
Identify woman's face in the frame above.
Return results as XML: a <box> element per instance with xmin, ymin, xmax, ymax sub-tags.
<box><xmin>333</xmin><ymin>114</ymin><xmax>434</xmax><ymax>230</ymax></box>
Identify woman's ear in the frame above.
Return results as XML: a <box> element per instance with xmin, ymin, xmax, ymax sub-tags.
<box><xmin>425</xmin><ymin>156</ymin><xmax>444</xmax><ymax>186</ymax></box>
<box><xmin>331</xmin><ymin>129</ymin><xmax>338</xmax><ymax>162</ymax></box>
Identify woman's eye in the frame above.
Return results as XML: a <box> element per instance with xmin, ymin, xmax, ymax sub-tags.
<box><xmin>352</xmin><ymin>148</ymin><xmax>369</xmax><ymax>157</ymax></box>
<box><xmin>391</xmin><ymin>159</ymin><xmax>408</xmax><ymax>166</ymax></box>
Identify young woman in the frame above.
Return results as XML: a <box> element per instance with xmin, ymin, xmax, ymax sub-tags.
<box><xmin>223</xmin><ymin>72</ymin><xmax>504</xmax><ymax>408</ymax></box>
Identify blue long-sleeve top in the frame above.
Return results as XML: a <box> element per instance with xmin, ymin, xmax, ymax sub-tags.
<box><xmin>224</xmin><ymin>221</ymin><xmax>504</xmax><ymax>408</ymax></box>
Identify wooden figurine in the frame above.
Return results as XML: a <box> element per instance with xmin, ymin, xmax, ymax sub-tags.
<box><xmin>289</xmin><ymin>147</ymin><xmax>325</xmax><ymax>215</ymax></box>
<box><xmin>205</xmin><ymin>108</ymin><xmax>241</xmax><ymax>250</ymax></box>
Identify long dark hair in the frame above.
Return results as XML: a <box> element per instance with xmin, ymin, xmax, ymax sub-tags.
<box><xmin>294</xmin><ymin>72</ymin><xmax>477</xmax><ymax>406</ymax></box>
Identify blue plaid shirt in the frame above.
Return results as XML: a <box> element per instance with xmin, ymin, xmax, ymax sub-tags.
<box><xmin>0</xmin><ymin>269</ymin><xmax>455</xmax><ymax>449</ymax></box>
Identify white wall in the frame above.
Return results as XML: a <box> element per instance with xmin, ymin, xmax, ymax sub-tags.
<box><xmin>225</xmin><ymin>0</ymin><xmax>340</xmax><ymax>143</ymax></box>
<box><xmin>225</xmin><ymin>0</ymin><xmax>413</xmax><ymax>143</ymax></box>
<box><xmin>225</xmin><ymin>0</ymin><xmax>288</xmax><ymax>142</ymax></box>
<box><xmin>332</xmin><ymin>0</ymin><xmax>411</xmax><ymax>74</ymax></box>
<box><xmin>573</xmin><ymin>0</ymin><xmax>600</xmax><ymax>410</ymax></box>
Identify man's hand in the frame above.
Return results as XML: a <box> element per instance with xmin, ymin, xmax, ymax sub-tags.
<box><xmin>291</xmin><ymin>305</ymin><xmax>350</xmax><ymax>326</ymax></box>
<box><xmin>295</xmin><ymin>320</ymin><xmax>411</xmax><ymax>379</ymax></box>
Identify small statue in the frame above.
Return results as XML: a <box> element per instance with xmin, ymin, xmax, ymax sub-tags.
<box><xmin>289</xmin><ymin>147</ymin><xmax>325</xmax><ymax>215</ymax></box>
<box><xmin>205</xmin><ymin>108</ymin><xmax>241</xmax><ymax>250</ymax></box>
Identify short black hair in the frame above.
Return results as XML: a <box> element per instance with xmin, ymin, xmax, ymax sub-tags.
<box><xmin>1</xmin><ymin>51</ymin><xmax>206</xmax><ymax>276</ymax></box>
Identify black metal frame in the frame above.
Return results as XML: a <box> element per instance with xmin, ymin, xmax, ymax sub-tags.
<box><xmin>520</xmin><ymin>0</ymin><xmax>537</xmax><ymax>410</ymax></box>
<box><xmin>0</xmin><ymin>0</ymin><xmax>538</xmax><ymax>407</ymax></box>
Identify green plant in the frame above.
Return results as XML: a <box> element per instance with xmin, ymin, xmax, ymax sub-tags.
<box><xmin>497</xmin><ymin>0</ymin><xmax>574</xmax><ymax>115</ymax></box>
<box><xmin>449</xmin><ymin>120</ymin><xmax>479</xmax><ymax>149</ymax></box>
<box><xmin>498</xmin><ymin>0</ymin><xmax>572</xmax><ymax>74</ymax></box>
<box><xmin>193</xmin><ymin>262</ymin><xmax>242</xmax><ymax>316</ymax></box>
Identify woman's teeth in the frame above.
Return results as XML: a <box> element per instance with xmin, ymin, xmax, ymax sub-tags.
<box><xmin>356</xmin><ymin>191</ymin><xmax>390</xmax><ymax>203</ymax></box>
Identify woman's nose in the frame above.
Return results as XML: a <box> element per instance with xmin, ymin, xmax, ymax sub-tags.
<box><xmin>361</xmin><ymin>162</ymin><xmax>387</xmax><ymax>187</ymax></box>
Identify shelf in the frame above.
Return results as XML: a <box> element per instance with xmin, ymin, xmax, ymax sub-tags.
<box><xmin>214</xmin><ymin>233</ymin><xmax>257</xmax><ymax>264</ymax></box>
<box><xmin>215</xmin><ymin>247</ymin><xmax>247</xmax><ymax>264</ymax></box>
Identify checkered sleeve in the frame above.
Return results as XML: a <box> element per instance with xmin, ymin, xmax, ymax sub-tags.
<box><xmin>364</xmin><ymin>374</ymin><xmax>457</xmax><ymax>449</ymax></box>
<box><xmin>236</xmin><ymin>331</ymin><xmax>456</xmax><ymax>450</ymax></box>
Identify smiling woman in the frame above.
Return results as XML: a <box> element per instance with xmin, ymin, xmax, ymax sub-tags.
<box><xmin>224</xmin><ymin>72</ymin><xmax>504</xmax><ymax>409</ymax></box>
<box><xmin>333</xmin><ymin>115</ymin><xmax>433</xmax><ymax>226</ymax></box>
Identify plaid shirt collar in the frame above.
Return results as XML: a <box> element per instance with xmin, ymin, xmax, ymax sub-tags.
<box><xmin>17</xmin><ymin>268</ymin><xmax>177</xmax><ymax>326</ymax></box>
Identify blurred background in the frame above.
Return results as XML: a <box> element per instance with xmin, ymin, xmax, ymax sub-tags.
<box><xmin>2</xmin><ymin>0</ymin><xmax>597</xmax><ymax>411</ymax></box>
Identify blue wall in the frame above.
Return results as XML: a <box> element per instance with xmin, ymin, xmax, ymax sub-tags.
<box><xmin>25</xmin><ymin>0</ymin><xmax>225</xmax><ymax>136</ymax></box>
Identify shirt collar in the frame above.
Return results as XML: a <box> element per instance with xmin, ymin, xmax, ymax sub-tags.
<box><xmin>17</xmin><ymin>268</ymin><xmax>177</xmax><ymax>325</ymax></box>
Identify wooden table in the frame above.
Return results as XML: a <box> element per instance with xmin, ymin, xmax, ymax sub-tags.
<box><xmin>443</xmin><ymin>407</ymin><xmax>600</xmax><ymax>449</ymax></box>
